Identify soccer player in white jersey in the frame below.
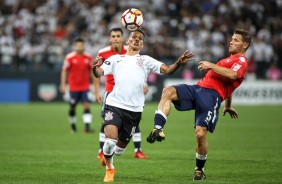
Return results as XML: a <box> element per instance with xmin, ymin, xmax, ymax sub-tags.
<box><xmin>92</xmin><ymin>29</ymin><xmax>193</xmax><ymax>182</ymax></box>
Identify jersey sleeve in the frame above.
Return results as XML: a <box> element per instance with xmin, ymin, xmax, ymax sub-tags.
<box><xmin>100</xmin><ymin>55</ymin><xmax>115</xmax><ymax>75</ymax></box>
<box><xmin>231</xmin><ymin>56</ymin><xmax>247</xmax><ymax>79</ymax></box>
<box><xmin>145</xmin><ymin>56</ymin><xmax>163</xmax><ymax>74</ymax></box>
<box><xmin>62</xmin><ymin>57</ymin><xmax>70</xmax><ymax>70</ymax></box>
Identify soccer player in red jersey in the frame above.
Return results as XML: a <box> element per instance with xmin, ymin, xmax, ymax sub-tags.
<box><xmin>60</xmin><ymin>37</ymin><xmax>95</xmax><ymax>133</ymax></box>
<box><xmin>94</xmin><ymin>28</ymin><xmax>148</xmax><ymax>160</ymax></box>
<box><xmin>147</xmin><ymin>29</ymin><xmax>252</xmax><ymax>180</ymax></box>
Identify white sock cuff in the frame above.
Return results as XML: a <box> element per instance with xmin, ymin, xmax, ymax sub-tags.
<box><xmin>196</xmin><ymin>153</ymin><xmax>207</xmax><ymax>160</ymax></box>
<box><xmin>69</xmin><ymin>116</ymin><xmax>76</xmax><ymax>124</ymax></box>
<box><xmin>99</xmin><ymin>133</ymin><xmax>106</xmax><ymax>142</ymax></box>
<box><xmin>83</xmin><ymin>113</ymin><xmax>92</xmax><ymax>124</ymax></box>
<box><xmin>114</xmin><ymin>145</ymin><xmax>126</xmax><ymax>156</ymax></box>
<box><xmin>155</xmin><ymin>109</ymin><xmax>167</xmax><ymax>120</ymax></box>
<box><xmin>132</xmin><ymin>132</ymin><xmax>141</xmax><ymax>142</ymax></box>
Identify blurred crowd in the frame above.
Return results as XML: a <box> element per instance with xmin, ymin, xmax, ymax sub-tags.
<box><xmin>0</xmin><ymin>0</ymin><xmax>281</xmax><ymax>80</ymax></box>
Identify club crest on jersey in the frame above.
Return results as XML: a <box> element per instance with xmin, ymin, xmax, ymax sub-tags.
<box><xmin>136</xmin><ymin>57</ymin><xmax>145</xmax><ymax>67</ymax></box>
<box><xmin>105</xmin><ymin>111</ymin><xmax>114</xmax><ymax>121</ymax></box>
<box><xmin>225</xmin><ymin>59</ymin><xmax>232</xmax><ymax>63</ymax></box>
<box><xmin>239</xmin><ymin>57</ymin><xmax>246</xmax><ymax>62</ymax></box>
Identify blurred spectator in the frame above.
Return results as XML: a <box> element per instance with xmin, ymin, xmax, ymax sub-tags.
<box><xmin>0</xmin><ymin>0</ymin><xmax>280</xmax><ymax>82</ymax></box>
<box><xmin>266</xmin><ymin>61</ymin><xmax>281</xmax><ymax>81</ymax></box>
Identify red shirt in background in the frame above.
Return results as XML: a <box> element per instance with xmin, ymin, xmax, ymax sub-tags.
<box><xmin>63</xmin><ymin>51</ymin><xmax>93</xmax><ymax>91</ymax></box>
<box><xmin>97</xmin><ymin>45</ymin><xmax>127</xmax><ymax>92</ymax></box>
<box><xmin>197</xmin><ymin>54</ymin><xmax>248</xmax><ymax>100</ymax></box>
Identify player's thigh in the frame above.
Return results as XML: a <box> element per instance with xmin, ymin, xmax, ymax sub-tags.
<box><xmin>118</xmin><ymin>110</ymin><xmax>142</xmax><ymax>144</ymax></box>
<box><xmin>81</xmin><ymin>90</ymin><xmax>91</xmax><ymax>108</ymax></box>
<box><xmin>172</xmin><ymin>84</ymin><xmax>197</xmax><ymax>111</ymax></box>
<box><xmin>195</xmin><ymin>88</ymin><xmax>222</xmax><ymax>133</ymax></box>
<box><xmin>103</xmin><ymin>105</ymin><xmax>123</xmax><ymax>130</ymax></box>
<box><xmin>69</xmin><ymin>91</ymin><xmax>80</xmax><ymax>106</ymax></box>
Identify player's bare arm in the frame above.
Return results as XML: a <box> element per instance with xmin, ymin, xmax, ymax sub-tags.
<box><xmin>93</xmin><ymin>76</ymin><xmax>102</xmax><ymax>104</ymax></box>
<box><xmin>223</xmin><ymin>96</ymin><xmax>238</xmax><ymax>119</ymax></box>
<box><xmin>198</xmin><ymin>61</ymin><xmax>238</xmax><ymax>80</ymax></box>
<box><xmin>92</xmin><ymin>56</ymin><xmax>104</xmax><ymax>78</ymax></box>
<box><xmin>60</xmin><ymin>69</ymin><xmax>67</xmax><ymax>95</ymax></box>
<box><xmin>161</xmin><ymin>50</ymin><xmax>194</xmax><ymax>75</ymax></box>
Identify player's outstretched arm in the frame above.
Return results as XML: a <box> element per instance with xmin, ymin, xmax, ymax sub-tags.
<box><xmin>223</xmin><ymin>96</ymin><xmax>238</xmax><ymax>119</ymax></box>
<box><xmin>160</xmin><ymin>50</ymin><xmax>194</xmax><ymax>75</ymax></box>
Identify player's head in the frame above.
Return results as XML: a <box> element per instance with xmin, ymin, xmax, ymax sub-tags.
<box><xmin>229</xmin><ymin>29</ymin><xmax>252</xmax><ymax>55</ymax></box>
<box><xmin>74</xmin><ymin>37</ymin><xmax>85</xmax><ymax>55</ymax></box>
<box><xmin>109</xmin><ymin>27</ymin><xmax>124</xmax><ymax>51</ymax></box>
<box><xmin>126</xmin><ymin>29</ymin><xmax>145</xmax><ymax>51</ymax></box>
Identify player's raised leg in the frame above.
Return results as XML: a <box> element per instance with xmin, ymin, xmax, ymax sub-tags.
<box><xmin>147</xmin><ymin>86</ymin><xmax>178</xmax><ymax>143</ymax></box>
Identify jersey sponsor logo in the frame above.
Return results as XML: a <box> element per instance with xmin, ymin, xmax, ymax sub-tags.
<box><xmin>136</xmin><ymin>57</ymin><xmax>145</xmax><ymax>67</ymax></box>
<box><xmin>231</xmin><ymin>63</ymin><xmax>242</xmax><ymax>71</ymax></box>
<box><xmin>104</xmin><ymin>111</ymin><xmax>114</xmax><ymax>121</ymax></box>
<box><xmin>104</xmin><ymin>60</ymin><xmax>111</xmax><ymax>65</ymax></box>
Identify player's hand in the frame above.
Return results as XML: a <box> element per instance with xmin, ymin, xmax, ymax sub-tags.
<box><xmin>223</xmin><ymin>107</ymin><xmax>238</xmax><ymax>119</ymax></box>
<box><xmin>146</xmin><ymin>129</ymin><xmax>165</xmax><ymax>143</ymax></box>
<box><xmin>60</xmin><ymin>84</ymin><xmax>66</xmax><ymax>95</ymax></box>
<box><xmin>177</xmin><ymin>50</ymin><xmax>194</xmax><ymax>65</ymax></box>
<box><xmin>95</xmin><ymin>91</ymin><xmax>102</xmax><ymax>104</ymax></box>
<box><xmin>198</xmin><ymin>61</ymin><xmax>214</xmax><ymax>72</ymax></box>
<box><xmin>143</xmin><ymin>85</ymin><xmax>149</xmax><ymax>95</ymax></box>
<box><xmin>92</xmin><ymin>56</ymin><xmax>103</xmax><ymax>68</ymax></box>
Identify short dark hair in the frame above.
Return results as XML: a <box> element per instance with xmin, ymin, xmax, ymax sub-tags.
<box><xmin>135</xmin><ymin>28</ymin><xmax>145</xmax><ymax>38</ymax></box>
<box><xmin>74</xmin><ymin>37</ymin><xmax>84</xmax><ymax>43</ymax></box>
<box><xmin>109</xmin><ymin>27</ymin><xmax>123</xmax><ymax>35</ymax></box>
<box><xmin>234</xmin><ymin>29</ymin><xmax>252</xmax><ymax>49</ymax></box>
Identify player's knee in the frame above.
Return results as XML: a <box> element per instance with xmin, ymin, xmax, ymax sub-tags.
<box><xmin>103</xmin><ymin>138</ymin><xmax>117</xmax><ymax>157</ymax></box>
<box><xmin>195</xmin><ymin>127</ymin><xmax>207</xmax><ymax>141</ymax></box>
<box><xmin>162</xmin><ymin>87</ymin><xmax>176</xmax><ymax>100</ymax></box>
<box><xmin>114</xmin><ymin>145</ymin><xmax>126</xmax><ymax>156</ymax></box>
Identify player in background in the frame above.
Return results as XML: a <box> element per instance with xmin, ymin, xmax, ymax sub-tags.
<box><xmin>94</xmin><ymin>28</ymin><xmax>148</xmax><ymax>159</ymax></box>
<box><xmin>92</xmin><ymin>29</ymin><xmax>193</xmax><ymax>182</ymax></box>
<box><xmin>146</xmin><ymin>29</ymin><xmax>252</xmax><ymax>180</ymax></box>
<box><xmin>60</xmin><ymin>37</ymin><xmax>95</xmax><ymax>133</ymax></box>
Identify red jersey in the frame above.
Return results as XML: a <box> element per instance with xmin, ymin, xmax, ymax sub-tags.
<box><xmin>97</xmin><ymin>45</ymin><xmax>127</xmax><ymax>92</ymax></box>
<box><xmin>197</xmin><ymin>55</ymin><xmax>248</xmax><ymax>100</ymax></box>
<box><xmin>63</xmin><ymin>51</ymin><xmax>93</xmax><ymax>91</ymax></box>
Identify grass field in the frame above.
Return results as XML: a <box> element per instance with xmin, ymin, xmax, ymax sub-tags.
<box><xmin>0</xmin><ymin>103</ymin><xmax>281</xmax><ymax>184</ymax></box>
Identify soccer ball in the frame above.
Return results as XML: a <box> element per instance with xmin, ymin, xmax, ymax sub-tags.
<box><xmin>121</xmin><ymin>8</ymin><xmax>143</xmax><ymax>31</ymax></box>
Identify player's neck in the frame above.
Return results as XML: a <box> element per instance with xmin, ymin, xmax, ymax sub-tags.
<box><xmin>126</xmin><ymin>48</ymin><xmax>140</xmax><ymax>56</ymax></box>
<box><xmin>112</xmin><ymin>45</ymin><xmax>122</xmax><ymax>53</ymax></box>
<box><xmin>231</xmin><ymin>51</ymin><xmax>245</xmax><ymax>57</ymax></box>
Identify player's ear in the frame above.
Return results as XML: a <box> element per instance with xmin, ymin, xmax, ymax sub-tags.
<box><xmin>243</xmin><ymin>42</ymin><xmax>249</xmax><ymax>50</ymax></box>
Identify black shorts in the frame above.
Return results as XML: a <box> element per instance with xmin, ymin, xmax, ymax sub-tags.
<box><xmin>103</xmin><ymin>105</ymin><xmax>142</xmax><ymax>144</ymax></box>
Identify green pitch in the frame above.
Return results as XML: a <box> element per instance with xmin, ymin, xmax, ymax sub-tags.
<box><xmin>0</xmin><ymin>103</ymin><xmax>281</xmax><ymax>184</ymax></box>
